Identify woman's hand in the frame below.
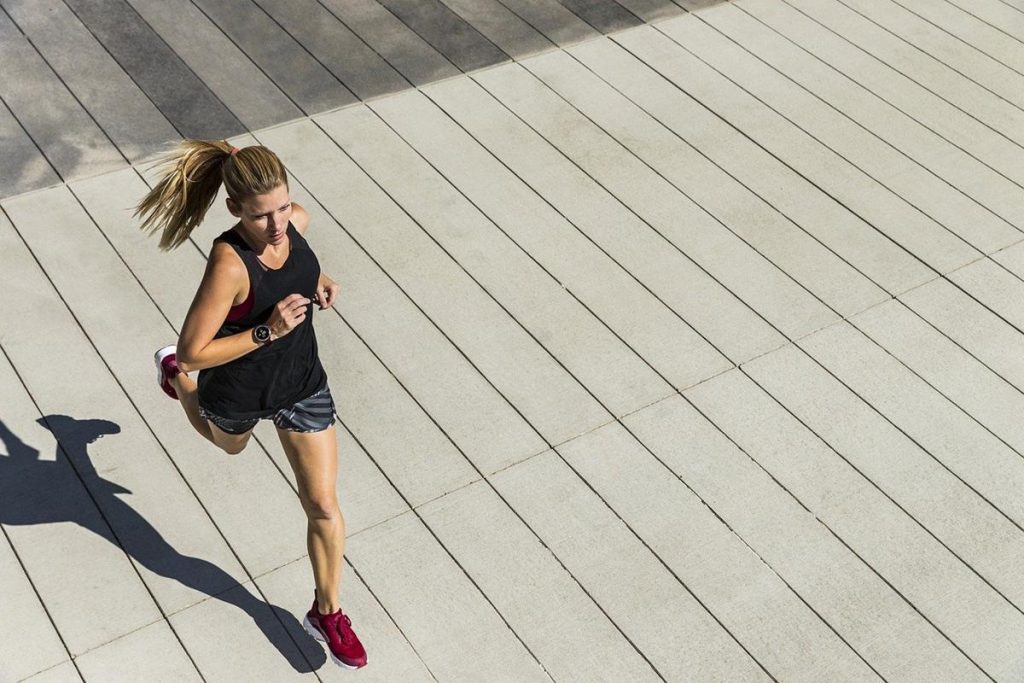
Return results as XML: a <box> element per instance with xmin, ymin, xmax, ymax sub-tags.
<box><xmin>267</xmin><ymin>293</ymin><xmax>311</xmax><ymax>340</ymax></box>
<box><xmin>315</xmin><ymin>276</ymin><xmax>340</xmax><ymax>310</ymax></box>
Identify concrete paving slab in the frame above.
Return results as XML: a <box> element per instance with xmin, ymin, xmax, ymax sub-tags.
<box><xmin>558</xmin><ymin>422</ymin><xmax>878</xmax><ymax>681</ymax></box>
<box><xmin>253</xmin><ymin>0</ymin><xmax>410</xmax><ymax>100</ymax></box>
<box><xmin>624</xmin><ymin>392</ymin><xmax>985</xmax><ymax>680</ymax></box>
<box><xmin>525</xmin><ymin>48</ymin><xmax>889</xmax><ymax>318</ymax></box>
<box><xmin>0</xmin><ymin>530</ymin><xmax>69</xmax><ymax>681</ymax></box>
<box><xmin>0</xmin><ymin>9</ymin><xmax>124</xmax><ymax>183</ymax></box>
<box><xmin>744</xmin><ymin>341</ymin><xmax>1024</xmax><ymax>611</ymax></box>
<box><xmin>126</xmin><ymin>0</ymin><xmax>301</xmax><ymax>129</ymax></box>
<box><xmin>689</xmin><ymin>368</ymin><xmax>1024</xmax><ymax>679</ymax></box>
<box><xmin>498</xmin><ymin>0</ymin><xmax>600</xmax><ymax>46</ymax></box>
<box><xmin>783</xmin><ymin>0</ymin><xmax>1024</xmax><ymax>148</ymax></box>
<box><xmin>318</xmin><ymin>0</ymin><xmax>460</xmax><ymax>86</ymax></box>
<box><xmin>424</xmin><ymin>74</ymin><xmax>785</xmax><ymax>363</ymax></box>
<box><xmin>189</xmin><ymin>0</ymin><xmax>355</xmax><ymax>114</ymax></box>
<box><xmin>61</xmin><ymin>0</ymin><xmax>243</xmax><ymax>141</ymax></box>
<box><xmin>889</xmin><ymin>0</ymin><xmax>1024</xmax><ymax>74</ymax></box>
<box><xmin>948</xmin><ymin>0</ymin><xmax>1024</xmax><ymax>41</ymax></box>
<box><xmin>582</xmin><ymin>26</ymin><xmax>945</xmax><ymax>292</ymax></box>
<box><xmin>22</xmin><ymin>661</ymin><xmax>82</xmax><ymax>683</ymax></box>
<box><xmin>73</xmin><ymin>619</ymin><xmax>201</xmax><ymax>682</ymax></box>
<box><xmin>853</xmin><ymin>298</ymin><xmax>1024</xmax><ymax>460</ymax></box>
<box><xmin>652</xmin><ymin>13</ymin><xmax>1018</xmax><ymax>261</ymax></box>
<box><xmin>167</xmin><ymin>582</ymin><xmax>313</xmax><ymax>680</ymax></box>
<box><xmin>735</xmin><ymin>0</ymin><xmax>1024</xmax><ymax>190</ymax></box>
<box><xmin>419</xmin><ymin>478</ymin><xmax>659</xmax><ymax>681</ymax></box>
<box><xmin>257</xmin><ymin>118</ymin><xmax>611</xmax><ymax>446</ymax></box>
<box><xmin>281</xmin><ymin>181</ymin><xmax>547</xmax><ymax>475</ymax></box>
<box><xmin>376</xmin><ymin>0</ymin><xmax>510</xmax><ymax>72</ymax></box>
<box><xmin>327</xmin><ymin>100</ymin><xmax>675</xmax><ymax>415</ymax></box>
<box><xmin>1</xmin><ymin>0</ymin><xmax>178</xmax><ymax>163</ymax></box>
<box><xmin>947</xmin><ymin>258</ymin><xmax>1024</xmax><ymax>331</ymax></box>
<box><xmin>254</xmin><ymin>556</ymin><xmax>434</xmax><ymax>681</ymax></box>
<box><xmin>698</xmin><ymin>2</ymin><xmax>1024</xmax><ymax>241</ymax></box>
<box><xmin>490</xmin><ymin>450</ymin><xmax>765</xmax><ymax>681</ymax></box>
<box><xmin>369</xmin><ymin>88</ymin><xmax>732</xmax><ymax>390</ymax></box>
<box><xmin>899</xmin><ymin>277</ymin><xmax>1024</xmax><ymax>394</ymax></box>
<box><xmin>442</xmin><ymin>0</ymin><xmax>555</xmax><ymax>57</ymax></box>
<box><xmin>0</xmin><ymin>92</ymin><xmax>59</xmax><ymax>198</ymax></box>
<box><xmin>473</xmin><ymin>61</ymin><xmax>838</xmax><ymax>340</ymax></box>
<box><xmin>345</xmin><ymin>510</ymin><xmax>550</xmax><ymax>681</ymax></box>
<box><xmin>554</xmin><ymin>0</ymin><xmax>643</xmax><ymax>33</ymax></box>
<box><xmin>796</xmin><ymin>320</ymin><xmax>1024</xmax><ymax>530</ymax></box>
<box><xmin>840</xmin><ymin>0</ymin><xmax>1024</xmax><ymax>110</ymax></box>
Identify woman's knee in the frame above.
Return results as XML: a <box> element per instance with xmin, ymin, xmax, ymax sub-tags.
<box><xmin>211</xmin><ymin>429</ymin><xmax>251</xmax><ymax>455</ymax></box>
<box><xmin>302</xmin><ymin>494</ymin><xmax>341</xmax><ymax>522</ymax></box>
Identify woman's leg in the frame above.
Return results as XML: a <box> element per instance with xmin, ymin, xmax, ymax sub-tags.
<box><xmin>277</xmin><ymin>424</ymin><xmax>345</xmax><ymax>613</ymax></box>
<box><xmin>170</xmin><ymin>371</ymin><xmax>252</xmax><ymax>454</ymax></box>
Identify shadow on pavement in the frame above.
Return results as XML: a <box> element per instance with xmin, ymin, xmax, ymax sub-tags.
<box><xmin>0</xmin><ymin>414</ymin><xmax>324</xmax><ymax>672</ymax></box>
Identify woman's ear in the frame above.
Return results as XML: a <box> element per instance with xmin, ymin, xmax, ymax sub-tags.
<box><xmin>225</xmin><ymin>196</ymin><xmax>241</xmax><ymax>218</ymax></box>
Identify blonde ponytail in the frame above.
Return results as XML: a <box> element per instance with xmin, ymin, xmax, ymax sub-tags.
<box><xmin>134</xmin><ymin>139</ymin><xmax>289</xmax><ymax>251</ymax></box>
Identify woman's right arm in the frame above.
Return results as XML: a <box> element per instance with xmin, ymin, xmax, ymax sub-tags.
<box><xmin>175</xmin><ymin>245</ymin><xmax>310</xmax><ymax>372</ymax></box>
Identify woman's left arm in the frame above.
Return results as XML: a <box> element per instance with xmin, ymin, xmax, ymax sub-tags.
<box><xmin>292</xmin><ymin>202</ymin><xmax>340</xmax><ymax>310</ymax></box>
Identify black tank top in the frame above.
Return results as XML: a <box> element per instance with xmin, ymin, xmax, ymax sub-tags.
<box><xmin>197</xmin><ymin>222</ymin><xmax>327</xmax><ymax>419</ymax></box>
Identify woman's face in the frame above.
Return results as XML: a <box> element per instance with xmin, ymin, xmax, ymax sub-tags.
<box><xmin>229</xmin><ymin>183</ymin><xmax>292</xmax><ymax>247</ymax></box>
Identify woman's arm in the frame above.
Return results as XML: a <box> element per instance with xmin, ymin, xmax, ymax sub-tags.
<box><xmin>176</xmin><ymin>244</ymin><xmax>312</xmax><ymax>372</ymax></box>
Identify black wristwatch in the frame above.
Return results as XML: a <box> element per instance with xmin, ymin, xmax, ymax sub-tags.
<box><xmin>253</xmin><ymin>324</ymin><xmax>272</xmax><ymax>345</ymax></box>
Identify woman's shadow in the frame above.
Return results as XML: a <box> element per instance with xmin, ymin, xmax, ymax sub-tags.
<box><xmin>0</xmin><ymin>414</ymin><xmax>326</xmax><ymax>671</ymax></box>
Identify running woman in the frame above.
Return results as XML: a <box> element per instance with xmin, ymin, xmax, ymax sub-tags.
<box><xmin>135</xmin><ymin>140</ymin><xmax>366</xmax><ymax>669</ymax></box>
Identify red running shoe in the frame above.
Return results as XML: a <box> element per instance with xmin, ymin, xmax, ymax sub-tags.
<box><xmin>154</xmin><ymin>345</ymin><xmax>179</xmax><ymax>400</ymax></box>
<box><xmin>303</xmin><ymin>595</ymin><xmax>367</xmax><ymax>669</ymax></box>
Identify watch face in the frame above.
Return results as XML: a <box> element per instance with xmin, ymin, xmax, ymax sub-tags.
<box><xmin>255</xmin><ymin>325</ymin><xmax>271</xmax><ymax>342</ymax></box>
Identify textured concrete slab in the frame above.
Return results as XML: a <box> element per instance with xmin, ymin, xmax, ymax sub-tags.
<box><xmin>61</xmin><ymin>0</ymin><xmax>244</xmax><ymax>140</ymax></box>
<box><xmin>376</xmin><ymin>0</ymin><xmax>510</xmax><ymax>72</ymax></box>
<box><xmin>744</xmin><ymin>341</ymin><xmax>1024</xmax><ymax>611</ymax></box>
<box><xmin>491</xmin><ymin>450</ymin><xmax>768</xmax><ymax>680</ymax></box>
<box><xmin>346</xmin><ymin>511</ymin><xmax>550</xmax><ymax>681</ymax></box>
<box><xmin>579</xmin><ymin>28</ymin><xmax>941</xmax><ymax>292</ymax></box>
<box><xmin>783</xmin><ymin>0</ymin><xmax>1024</xmax><ymax>149</ymax></box>
<box><xmin>419</xmin><ymin>478</ymin><xmax>660</xmax><ymax>681</ymax></box>
<box><xmin>498</xmin><ymin>0</ymin><xmax>600</xmax><ymax>46</ymax></box>
<box><xmin>0</xmin><ymin>525</ymin><xmax>68</xmax><ymax>681</ymax></box>
<box><xmin>126</xmin><ymin>0</ymin><xmax>302</xmax><ymax>130</ymax></box>
<box><xmin>555</xmin><ymin>0</ymin><xmax>643</xmax><ymax>33</ymax></box>
<box><xmin>840</xmin><ymin>0</ymin><xmax>1024</xmax><ymax>110</ymax></box>
<box><xmin>190</xmin><ymin>0</ymin><xmax>355</xmax><ymax>114</ymax></box>
<box><xmin>442</xmin><ymin>0</ymin><xmax>555</xmax><ymax>56</ymax></box>
<box><xmin>253</xmin><ymin>0</ymin><xmax>410</xmax><ymax>100</ymax></box>
<box><xmin>735</xmin><ymin>0</ymin><xmax>1024</xmax><ymax>190</ymax></box>
<box><xmin>424</xmin><ymin>74</ymin><xmax>785</xmax><ymax>363</ymax></box>
<box><xmin>474</xmin><ymin>62</ymin><xmax>839</xmax><ymax>339</ymax></box>
<box><xmin>558</xmin><ymin>422</ymin><xmax>879</xmax><ymax>680</ymax></box>
<box><xmin>330</xmin><ymin>102</ymin><xmax>675</xmax><ymax>416</ymax></box>
<box><xmin>698</xmin><ymin>2</ymin><xmax>1024</xmax><ymax>242</ymax></box>
<box><xmin>797</xmin><ymin>321</ymin><xmax>1024</xmax><ymax>530</ymax></box>
<box><xmin>22</xmin><ymin>661</ymin><xmax>82</xmax><ymax>683</ymax></box>
<box><xmin>625</xmin><ymin>392</ymin><xmax>985</xmax><ymax>680</ymax></box>
<box><xmin>370</xmin><ymin>88</ymin><xmax>732</xmax><ymax>390</ymax></box>
<box><xmin>0</xmin><ymin>9</ymin><xmax>125</xmax><ymax>183</ymax></box>
<box><xmin>73</xmin><ymin>620</ymin><xmax>201</xmax><ymax>682</ymax></box>
<box><xmin>2</xmin><ymin>0</ymin><xmax>178</xmax><ymax>163</ymax></box>
<box><xmin>318</xmin><ymin>0</ymin><xmax>460</xmax><ymax>85</ymax></box>
<box><xmin>0</xmin><ymin>95</ymin><xmax>59</xmax><ymax>198</ymax></box>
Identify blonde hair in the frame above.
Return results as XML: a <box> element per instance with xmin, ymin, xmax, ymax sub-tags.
<box><xmin>134</xmin><ymin>139</ymin><xmax>289</xmax><ymax>250</ymax></box>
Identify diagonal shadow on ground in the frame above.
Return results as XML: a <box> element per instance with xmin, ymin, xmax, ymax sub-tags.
<box><xmin>0</xmin><ymin>414</ymin><xmax>323</xmax><ymax>671</ymax></box>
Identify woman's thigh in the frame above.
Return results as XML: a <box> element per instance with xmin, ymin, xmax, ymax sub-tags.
<box><xmin>277</xmin><ymin>424</ymin><xmax>339</xmax><ymax>507</ymax></box>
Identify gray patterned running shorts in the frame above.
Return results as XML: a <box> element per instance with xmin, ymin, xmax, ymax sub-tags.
<box><xmin>199</xmin><ymin>385</ymin><xmax>336</xmax><ymax>435</ymax></box>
